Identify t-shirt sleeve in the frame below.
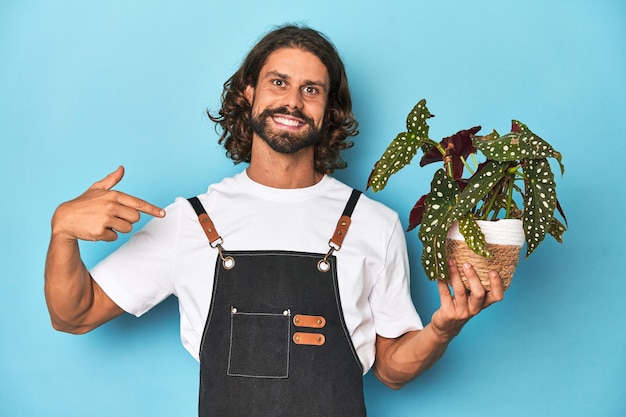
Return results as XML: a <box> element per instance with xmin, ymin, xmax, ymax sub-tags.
<box><xmin>369</xmin><ymin>217</ymin><xmax>424</xmax><ymax>338</ymax></box>
<box><xmin>90</xmin><ymin>200</ymin><xmax>182</xmax><ymax>317</ymax></box>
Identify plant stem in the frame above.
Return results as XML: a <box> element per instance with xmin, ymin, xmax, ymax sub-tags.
<box><xmin>460</xmin><ymin>156</ymin><xmax>475</xmax><ymax>175</ymax></box>
<box><xmin>481</xmin><ymin>182</ymin><xmax>503</xmax><ymax>220</ymax></box>
<box><xmin>428</xmin><ymin>140</ymin><xmax>455</xmax><ymax>180</ymax></box>
<box><xmin>470</xmin><ymin>153</ymin><xmax>479</xmax><ymax>168</ymax></box>
<box><xmin>505</xmin><ymin>174</ymin><xmax>515</xmax><ymax>219</ymax></box>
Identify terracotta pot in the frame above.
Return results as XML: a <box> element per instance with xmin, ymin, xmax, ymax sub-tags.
<box><xmin>445</xmin><ymin>219</ymin><xmax>524</xmax><ymax>291</ymax></box>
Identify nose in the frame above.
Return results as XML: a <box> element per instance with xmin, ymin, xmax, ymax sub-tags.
<box><xmin>283</xmin><ymin>87</ymin><xmax>303</xmax><ymax>110</ymax></box>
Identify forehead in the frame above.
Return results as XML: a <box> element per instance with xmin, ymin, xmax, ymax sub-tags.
<box><xmin>259</xmin><ymin>48</ymin><xmax>329</xmax><ymax>86</ymax></box>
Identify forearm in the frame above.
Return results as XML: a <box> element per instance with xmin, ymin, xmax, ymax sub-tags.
<box><xmin>373</xmin><ymin>323</ymin><xmax>459</xmax><ymax>389</ymax></box>
<box><xmin>44</xmin><ymin>233</ymin><xmax>98</xmax><ymax>333</ymax></box>
<box><xmin>44</xmin><ymin>226</ymin><xmax>122</xmax><ymax>334</ymax></box>
<box><xmin>374</xmin><ymin>263</ymin><xmax>504</xmax><ymax>390</ymax></box>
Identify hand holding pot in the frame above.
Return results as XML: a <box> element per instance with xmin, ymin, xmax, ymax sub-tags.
<box><xmin>431</xmin><ymin>260</ymin><xmax>504</xmax><ymax>340</ymax></box>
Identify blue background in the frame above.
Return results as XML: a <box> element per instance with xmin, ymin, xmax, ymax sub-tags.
<box><xmin>1</xmin><ymin>1</ymin><xmax>625</xmax><ymax>416</ymax></box>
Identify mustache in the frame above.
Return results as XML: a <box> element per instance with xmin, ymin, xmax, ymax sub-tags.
<box><xmin>258</xmin><ymin>107</ymin><xmax>315</xmax><ymax>126</ymax></box>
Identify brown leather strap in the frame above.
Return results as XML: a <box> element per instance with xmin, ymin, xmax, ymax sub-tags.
<box><xmin>293</xmin><ymin>332</ymin><xmax>325</xmax><ymax>346</ymax></box>
<box><xmin>188</xmin><ymin>197</ymin><xmax>223</xmax><ymax>247</ymax></box>
<box><xmin>328</xmin><ymin>189</ymin><xmax>362</xmax><ymax>250</ymax></box>
<box><xmin>198</xmin><ymin>213</ymin><xmax>222</xmax><ymax>247</ymax></box>
<box><xmin>293</xmin><ymin>314</ymin><xmax>326</xmax><ymax>329</ymax></box>
<box><xmin>329</xmin><ymin>215</ymin><xmax>351</xmax><ymax>249</ymax></box>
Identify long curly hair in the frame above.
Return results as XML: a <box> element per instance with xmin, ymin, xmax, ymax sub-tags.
<box><xmin>208</xmin><ymin>24</ymin><xmax>358</xmax><ymax>174</ymax></box>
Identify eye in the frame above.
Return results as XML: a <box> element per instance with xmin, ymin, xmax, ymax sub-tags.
<box><xmin>272</xmin><ymin>79</ymin><xmax>285</xmax><ymax>87</ymax></box>
<box><xmin>303</xmin><ymin>85</ymin><xmax>319</xmax><ymax>95</ymax></box>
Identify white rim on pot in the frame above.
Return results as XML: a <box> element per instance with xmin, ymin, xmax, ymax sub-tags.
<box><xmin>447</xmin><ymin>219</ymin><xmax>525</xmax><ymax>246</ymax></box>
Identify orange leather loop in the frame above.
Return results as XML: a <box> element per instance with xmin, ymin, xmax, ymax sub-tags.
<box><xmin>198</xmin><ymin>213</ymin><xmax>222</xmax><ymax>247</ymax></box>
<box><xmin>293</xmin><ymin>315</ymin><xmax>326</xmax><ymax>329</ymax></box>
<box><xmin>293</xmin><ymin>332</ymin><xmax>325</xmax><ymax>346</ymax></box>
<box><xmin>329</xmin><ymin>215</ymin><xmax>351</xmax><ymax>249</ymax></box>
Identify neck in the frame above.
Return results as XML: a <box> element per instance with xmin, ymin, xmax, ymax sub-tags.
<box><xmin>247</xmin><ymin>139</ymin><xmax>323</xmax><ymax>189</ymax></box>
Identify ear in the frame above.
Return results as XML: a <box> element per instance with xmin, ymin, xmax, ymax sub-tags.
<box><xmin>244</xmin><ymin>85</ymin><xmax>254</xmax><ymax>105</ymax></box>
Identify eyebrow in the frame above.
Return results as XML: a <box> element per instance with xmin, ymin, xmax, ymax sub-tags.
<box><xmin>263</xmin><ymin>70</ymin><xmax>328</xmax><ymax>92</ymax></box>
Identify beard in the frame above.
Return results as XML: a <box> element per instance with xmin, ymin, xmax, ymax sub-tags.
<box><xmin>250</xmin><ymin>106</ymin><xmax>324</xmax><ymax>154</ymax></box>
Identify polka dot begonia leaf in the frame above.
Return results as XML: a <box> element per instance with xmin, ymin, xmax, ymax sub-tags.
<box><xmin>367</xmin><ymin>99</ymin><xmax>432</xmax><ymax>192</ymax></box>
<box><xmin>418</xmin><ymin>169</ymin><xmax>460</xmax><ymax>281</ymax></box>
<box><xmin>457</xmin><ymin>213</ymin><xmax>491</xmax><ymax>258</ymax></box>
<box><xmin>522</xmin><ymin>157</ymin><xmax>557</xmax><ymax>257</ymax></box>
<box><xmin>449</xmin><ymin>160</ymin><xmax>510</xmax><ymax>221</ymax></box>
<box><xmin>548</xmin><ymin>217</ymin><xmax>567</xmax><ymax>243</ymax></box>
<box><xmin>406</xmin><ymin>99</ymin><xmax>432</xmax><ymax>133</ymax></box>
<box><xmin>473</xmin><ymin>121</ymin><xmax>565</xmax><ymax>176</ymax></box>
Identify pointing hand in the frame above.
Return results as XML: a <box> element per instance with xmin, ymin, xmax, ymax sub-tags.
<box><xmin>51</xmin><ymin>166</ymin><xmax>165</xmax><ymax>242</ymax></box>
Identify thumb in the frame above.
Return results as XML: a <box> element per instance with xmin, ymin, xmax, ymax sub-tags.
<box><xmin>90</xmin><ymin>166</ymin><xmax>125</xmax><ymax>191</ymax></box>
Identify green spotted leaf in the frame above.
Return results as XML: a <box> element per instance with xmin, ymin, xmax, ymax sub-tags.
<box><xmin>517</xmin><ymin>123</ymin><xmax>565</xmax><ymax>175</ymax></box>
<box><xmin>406</xmin><ymin>99</ymin><xmax>432</xmax><ymax>136</ymax></box>
<box><xmin>367</xmin><ymin>100</ymin><xmax>432</xmax><ymax>192</ymax></box>
<box><xmin>457</xmin><ymin>214</ymin><xmax>491</xmax><ymax>257</ymax></box>
<box><xmin>449</xmin><ymin>160</ymin><xmax>510</xmax><ymax>221</ymax></box>
<box><xmin>406</xmin><ymin>99</ymin><xmax>434</xmax><ymax>155</ymax></box>
<box><xmin>472</xmin><ymin>130</ymin><xmax>521</xmax><ymax>162</ymax></box>
<box><xmin>548</xmin><ymin>217</ymin><xmax>567</xmax><ymax>243</ymax></box>
<box><xmin>418</xmin><ymin>169</ymin><xmax>460</xmax><ymax>281</ymax></box>
<box><xmin>474</xmin><ymin>122</ymin><xmax>565</xmax><ymax>176</ymax></box>
<box><xmin>523</xmin><ymin>158</ymin><xmax>557</xmax><ymax>257</ymax></box>
<box><xmin>367</xmin><ymin>132</ymin><xmax>420</xmax><ymax>191</ymax></box>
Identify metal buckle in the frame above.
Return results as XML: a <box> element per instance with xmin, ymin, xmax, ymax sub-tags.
<box><xmin>216</xmin><ymin>243</ymin><xmax>235</xmax><ymax>270</ymax></box>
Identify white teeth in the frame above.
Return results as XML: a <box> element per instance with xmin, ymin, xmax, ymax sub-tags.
<box><xmin>274</xmin><ymin>116</ymin><xmax>301</xmax><ymax>127</ymax></box>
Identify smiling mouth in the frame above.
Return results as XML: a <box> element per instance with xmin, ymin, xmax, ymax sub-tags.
<box><xmin>272</xmin><ymin>115</ymin><xmax>305</xmax><ymax>128</ymax></box>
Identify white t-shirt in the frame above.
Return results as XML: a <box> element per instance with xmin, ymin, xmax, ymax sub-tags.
<box><xmin>91</xmin><ymin>171</ymin><xmax>423</xmax><ymax>373</ymax></box>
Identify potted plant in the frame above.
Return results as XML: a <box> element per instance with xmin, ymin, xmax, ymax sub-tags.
<box><xmin>367</xmin><ymin>99</ymin><xmax>566</xmax><ymax>290</ymax></box>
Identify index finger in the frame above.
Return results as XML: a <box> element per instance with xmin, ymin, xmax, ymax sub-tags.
<box><xmin>117</xmin><ymin>193</ymin><xmax>165</xmax><ymax>218</ymax></box>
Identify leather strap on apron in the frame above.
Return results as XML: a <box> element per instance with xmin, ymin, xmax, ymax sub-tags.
<box><xmin>318</xmin><ymin>189</ymin><xmax>362</xmax><ymax>273</ymax></box>
<box><xmin>188</xmin><ymin>189</ymin><xmax>366</xmax><ymax>417</ymax></box>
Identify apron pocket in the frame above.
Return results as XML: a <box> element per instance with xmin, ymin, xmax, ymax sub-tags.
<box><xmin>227</xmin><ymin>308</ymin><xmax>290</xmax><ymax>378</ymax></box>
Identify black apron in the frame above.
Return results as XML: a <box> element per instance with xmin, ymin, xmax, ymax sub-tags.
<box><xmin>188</xmin><ymin>190</ymin><xmax>366</xmax><ymax>417</ymax></box>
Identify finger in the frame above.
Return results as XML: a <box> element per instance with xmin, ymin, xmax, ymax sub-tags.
<box><xmin>106</xmin><ymin>215</ymin><xmax>135</xmax><ymax>234</ymax></box>
<box><xmin>98</xmin><ymin>228</ymin><xmax>120</xmax><ymax>242</ymax></box>
<box><xmin>87</xmin><ymin>210</ymin><xmax>138</xmax><ymax>242</ymax></box>
<box><xmin>90</xmin><ymin>166</ymin><xmax>125</xmax><ymax>192</ymax></box>
<box><xmin>484</xmin><ymin>271</ymin><xmax>505</xmax><ymax>306</ymax></box>
<box><xmin>448</xmin><ymin>261</ymin><xmax>470</xmax><ymax>303</ymax></box>
<box><xmin>462</xmin><ymin>263</ymin><xmax>486</xmax><ymax>298</ymax></box>
<box><xmin>460</xmin><ymin>263</ymin><xmax>491</xmax><ymax>315</ymax></box>
<box><xmin>437</xmin><ymin>278</ymin><xmax>454</xmax><ymax>307</ymax></box>
<box><xmin>115</xmin><ymin>192</ymin><xmax>165</xmax><ymax>218</ymax></box>
<box><xmin>81</xmin><ymin>220</ymin><xmax>121</xmax><ymax>242</ymax></box>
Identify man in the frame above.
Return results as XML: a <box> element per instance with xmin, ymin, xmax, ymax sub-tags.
<box><xmin>45</xmin><ymin>25</ymin><xmax>503</xmax><ymax>416</ymax></box>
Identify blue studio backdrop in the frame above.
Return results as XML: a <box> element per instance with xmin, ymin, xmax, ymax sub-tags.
<box><xmin>1</xmin><ymin>1</ymin><xmax>625</xmax><ymax>416</ymax></box>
